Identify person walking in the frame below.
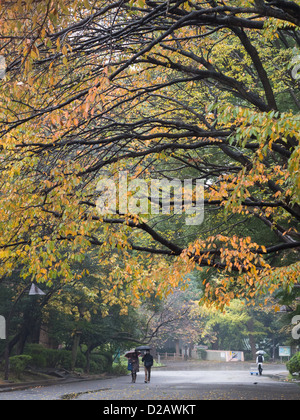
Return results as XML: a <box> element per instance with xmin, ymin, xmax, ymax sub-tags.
<box><xmin>128</xmin><ymin>351</ymin><xmax>140</xmax><ymax>383</ymax></box>
<box><xmin>256</xmin><ymin>353</ymin><xmax>264</xmax><ymax>376</ymax></box>
<box><xmin>142</xmin><ymin>350</ymin><xmax>153</xmax><ymax>383</ymax></box>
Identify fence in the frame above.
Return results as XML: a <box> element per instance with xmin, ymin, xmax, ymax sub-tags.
<box><xmin>156</xmin><ymin>352</ymin><xmax>187</xmax><ymax>363</ymax></box>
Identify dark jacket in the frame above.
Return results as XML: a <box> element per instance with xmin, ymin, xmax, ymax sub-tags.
<box><xmin>142</xmin><ymin>353</ymin><xmax>153</xmax><ymax>368</ymax></box>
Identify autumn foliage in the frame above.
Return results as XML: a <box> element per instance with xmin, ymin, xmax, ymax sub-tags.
<box><xmin>0</xmin><ymin>0</ymin><xmax>300</xmax><ymax>310</ymax></box>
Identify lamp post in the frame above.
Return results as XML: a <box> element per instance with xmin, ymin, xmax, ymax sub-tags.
<box><xmin>3</xmin><ymin>283</ymin><xmax>45</xmax><ymax>380</ymax></box>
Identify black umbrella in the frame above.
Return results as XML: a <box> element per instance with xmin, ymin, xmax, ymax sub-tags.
<box><xmin>135</xmin><ymin>346</ymin><xmax>152</xmax><ymax>351</ymax></box>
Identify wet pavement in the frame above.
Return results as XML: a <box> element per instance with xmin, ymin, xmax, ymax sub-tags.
<box><xmin>0</xmin><ymin>361</ymin><xmax>299</xmax><ymax>400</ymax></box>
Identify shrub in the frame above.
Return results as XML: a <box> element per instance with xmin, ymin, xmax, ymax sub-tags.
<box><xmin>89</xmin><ymin>354</ymin><xmax>107</xmax><ymax>373</ymax></box>
<box><xmin>112</xmin><ymin>362</ymin><xmax>129</xmax><ymax>376</ymax></box>
<box><xmin>10</xmin><ymin>355</ymin><xmax>32</xmax><ymax>379</ymax></box>
<box><xmin>24</xmin><ymin>344</ymin><xmax>47</xmax><ymax>368</ymax></box>
<box><xmin>76</xmin><ymin>351</ymin><xmax>86</xmax><ymax>369</ymax></box>
<box><xmin>287</xmin><ymin>352</ymin><xmax>300</xmax><ymax>375</ymax></box>
<box><xmin>24</xmin><ymin>344</ymin><xmax>85</xmax><ymax>371</ymax></box>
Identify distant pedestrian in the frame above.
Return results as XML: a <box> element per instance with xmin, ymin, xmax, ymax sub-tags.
<box><xmin>256</xmin><ymin>353</ymin><xmax>264</xmax><ymax>376</ymax></box>
<box><xmin>142</xmin><ymin>350</ymin><xmax>153</xmax><ymax>383</ymax></box>
<box><xmin>128</xmin><ymin>351</ymin><xmax>140</xmax><ymax>383</ymax></box>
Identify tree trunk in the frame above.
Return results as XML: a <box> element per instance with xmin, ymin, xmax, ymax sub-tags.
<box><xmin>85</xmin><ymin>346</ymin><xmax>92</xmax><ymax>374</ymax></box>
<box><xmin>247</xmin><ymin>319</ymin><xmax>257</xmax><ymax>360</ymax></box>
<box><xmin>71</xmin><ymin>331</ymin><xmax>82</xmax><ymax>371</ymax></box>
<box><xmin>175</xmin><ymin>339</ymin><xmax>180</xmax><ymax>356</ymax></box>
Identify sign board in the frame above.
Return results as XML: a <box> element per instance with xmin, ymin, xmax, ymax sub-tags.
<box><xmin>279</xmin><ymin>346</ymin><xmax>291</xmax><ymax>357</ymax></box>
<box><xmin>0</xmin><ymin>316</ymin><xmax>6</xmax><ymax>339</ymax></box>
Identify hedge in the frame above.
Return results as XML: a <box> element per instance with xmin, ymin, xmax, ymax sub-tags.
<box><xmin>10</xmin><ymin>355</ymin><xmax>32</xmax><ymax>378</ymax></box>
<box><xmin>24</xmin><ymin>344</ymin><xmax>84</xmax><ymax>371</ymax></box>
<box><xmin>286</xmin><ymin>352</ymin><xmax>300</xmax><ymax>375</ymax></box>
<box><xmin>23</xmin><ymin>344</ymin><xmax>112</xmax><ymax>373</ymax></box>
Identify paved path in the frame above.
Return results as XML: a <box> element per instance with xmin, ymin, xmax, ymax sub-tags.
<box><xmin>0</xmin><ymin>362</ymin><xmax>299</xmax><ymax>400</ymax></box>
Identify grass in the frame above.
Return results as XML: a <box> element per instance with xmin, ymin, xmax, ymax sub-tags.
<box><xmin>288</xmin><ymin>373</ymin><xmax>300</xmax><ymax>382</ymax></box>
<box><xmin>0</xmin><ymin>368</ymin><xmax>55</xmax><ymax>384</ymax></box>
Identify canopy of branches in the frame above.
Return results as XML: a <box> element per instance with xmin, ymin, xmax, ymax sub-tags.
<box><xmin>0</xmin><ymin>0</ymin><xmax>300</xmax><ymax>310</ymax></box>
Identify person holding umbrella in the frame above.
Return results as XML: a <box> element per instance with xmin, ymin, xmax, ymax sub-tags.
<box><xmin>142</xmin><ymin>350</ymin><xmax>153</xmax><ymax>383</ymax></box>
<box><xmin>136</xmin><ymin>346</ymin><xmax>153</xmax><ymax>384</ymax></box>
<box><xmin>125</xmin><ymin>350</ymin><xmax>140</xmax><ymax>383</ymax></box>
<box><xmin>256</xmin><ymin>350</ymin><xmax>265</xmax><ymax>376</ymax></box>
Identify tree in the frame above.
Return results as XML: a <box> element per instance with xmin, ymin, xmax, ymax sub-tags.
<box><xmin>143</xmin><ymin>286</ymin><xmax>204</xmax><ymax>352</ymax></box>
<box><xmin>194</xmin><ymin>298</ymin><xmax>290</xmax><ymax>358</ymax></box>
<box><xmin>0</xmin><ymin>1</ymin><xmax>300</xmax><ymax>310</ymax></box>
<box><xmin>0</xmin><ymin>253</ymin><xmax>189</xmax><ymax>377</ymax></box>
